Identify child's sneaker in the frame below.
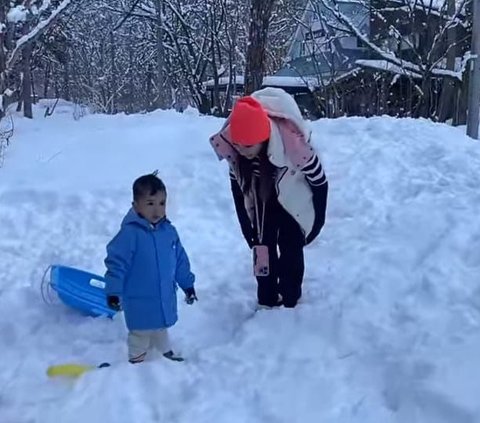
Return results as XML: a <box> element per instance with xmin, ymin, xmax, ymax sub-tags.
<box><xmin>129</xmin><ymin>352</ymin><xmax>147</xmax><ymax>364</ymax></box>
<box><xmin>163</xmin><ymin>350</ymin><xmax>184</xmax><ymax>362</ymax></box>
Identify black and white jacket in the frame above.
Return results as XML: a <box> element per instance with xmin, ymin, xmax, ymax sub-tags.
<box><xmin>211</xmin><ymin>87</ymin><xmax>328</xmax><ymax>245</ymax></box>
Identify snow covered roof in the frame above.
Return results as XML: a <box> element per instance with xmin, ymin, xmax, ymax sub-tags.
<box><xmin>204</xmin><ymin>75</ymin><xmax>321</xmax><ymax>90</ymax></box>
<box><xmin>388</xmin><ymin>0</ymin><xmax>467</xmax><ymax>16</ymax></box>
<box><xmin>405</xmin><ymin>0</ymin><xmax>465</xmax><ymax>10</ymax></box>
<box><xmin>276</xmin><ymin>49</ymin><xmax>368</xmax><ymax>79</ymax></box>
<box><xmin>355</xmin><ymin>59</ymin><xmax>423</xmax><ymax>78</ymax></box>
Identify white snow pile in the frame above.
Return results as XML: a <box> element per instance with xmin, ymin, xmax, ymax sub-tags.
<box><xmin>1</xmin><ymin>102</ymin><xmax>480</xmax><ymax>423</ymax></box>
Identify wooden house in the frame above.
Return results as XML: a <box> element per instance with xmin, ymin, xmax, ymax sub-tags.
<box><xmin>205</xmin><ymin>0</ymin><xmax>470</xmax><ymax>121</ymax></box>
<box><xmin>276</xmin><ymin>0</ymin><xmax>470</xmax><ymax>120</ymax></box>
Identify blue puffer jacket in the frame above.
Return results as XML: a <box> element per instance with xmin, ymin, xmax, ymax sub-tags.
<box><xmin>104</xmin><ymin>209</ymin><xmax>195</xmax><ymax>331</ymax></box>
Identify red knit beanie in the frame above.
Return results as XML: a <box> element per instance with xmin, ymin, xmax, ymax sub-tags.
<box><xmin>229</xmin><ymin>96</ymin><xmax>271</xmax><ymax>146</ymax></box>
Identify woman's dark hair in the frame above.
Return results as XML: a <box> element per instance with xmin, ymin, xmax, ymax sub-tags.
<box><xmin>133</xmin><ymin>172</ymin><xmax>166</xmax><ymax>201</ymax></box>
<box><xmin>237</xmin><ymin>147</ymin><xmax>276</xmax><ymax>203</ymax></box>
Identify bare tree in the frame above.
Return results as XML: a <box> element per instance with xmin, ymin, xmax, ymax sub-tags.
<box><xmin>0</xmin><ymin>0</ymin><xmax>73</xmax><ymax>118</ymax></box>
<box><xmin>35</xmin><ymin>0</ymin><xmax>302</xmax><ymax>115</ymax></box>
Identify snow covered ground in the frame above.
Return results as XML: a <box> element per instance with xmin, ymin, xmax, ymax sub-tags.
<box><xmin>1</xmin><ymin>100</ymin><xmax>480</xmax><ymax>423</ymax></box>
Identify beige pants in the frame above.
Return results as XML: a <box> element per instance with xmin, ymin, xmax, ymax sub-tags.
<box><xmin>127</xmin><ymin>329</ymin><xmax>171</xmax><ymax>362</ymax></box>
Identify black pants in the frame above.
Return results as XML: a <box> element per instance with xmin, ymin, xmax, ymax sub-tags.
<box><xmin>255</xmin><ymin>198</ymin><xmax>305</xmax><ymax>308</ymax></box>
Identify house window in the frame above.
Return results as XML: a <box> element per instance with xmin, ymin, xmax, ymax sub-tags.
<box><xmin>357</xmin><ymin>37</ymin><xmax>365</xmax><ymax>48</ymax></box>
<box><xmin>304</xmin><ymin>29</ymin><xmax>325</xmax><ymax>40</ymax></box>
<box><xmin>301</xmin><ymin>28</ymin><xmax>325</xmax><ymax>56</ymax></box>
<box><xmin>341</xmin><ymin>36</ymin><xmax>361</xmax><ymax>49</ymax></box>
<box><xmin>301</xmin><ymin>40</ymin><xmax>315</xmax><ymax>56</ymax></box>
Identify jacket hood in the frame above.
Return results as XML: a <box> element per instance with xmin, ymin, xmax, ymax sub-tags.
<box><xmin>121</xmin><ymin>208</ymin><xmax>166</xmax><ymax>230</ymax></box>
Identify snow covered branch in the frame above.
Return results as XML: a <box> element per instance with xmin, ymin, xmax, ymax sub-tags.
<box><xmin>6</xmin><ymin>0</ymin><xmax>72</xmax><ymax>70</ymax></box>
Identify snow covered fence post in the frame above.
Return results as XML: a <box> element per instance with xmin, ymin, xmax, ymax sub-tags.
<box><xmin>0</xmin><ymin>115</ymin><xmax>13</xmax><ymax>168</ymax></box>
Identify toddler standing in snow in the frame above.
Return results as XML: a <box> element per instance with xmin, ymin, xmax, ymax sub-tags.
<box><xmin>104</xmin><ymin>173</ymin><xmax>197</xmax><ymax>363</ymax></box>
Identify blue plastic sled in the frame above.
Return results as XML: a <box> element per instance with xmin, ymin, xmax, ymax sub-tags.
<box><xmin>45</xmin><ymin>265</ymin><xmax>117</xmax><ymax>318</ymax></box>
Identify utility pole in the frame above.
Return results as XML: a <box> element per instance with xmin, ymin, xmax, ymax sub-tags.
<box><xmin>467</xmin><ymin>0</ymin><xmax>480</xmax><ymax>139</ymax></box>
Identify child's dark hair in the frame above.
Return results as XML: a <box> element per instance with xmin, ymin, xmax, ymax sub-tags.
<box><xmin>133</xmin><ymin>172</ymin><xmax>166</xmax><ymax>201</ymax></box>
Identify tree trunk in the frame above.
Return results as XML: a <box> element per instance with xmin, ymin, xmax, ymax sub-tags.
<box><xmin>43</xmin><ymin>62</ymin><xmax>51</xmax><ymax>98</ymax></box>
<box><xmin>196</xmin><ymin>91</ymin><xmax>211</xmax><ymax>114</ymax></box>
<box><xmin>437</xmin><ymin>0</ymin><xmax>457</xmax><ymax>122</ymax></box>
<box><xmin>63</xmin><ymin>62</ymin><xmax>71</xmax><ymax>101</ymax></box>
<box><xmin>457</xmin><ymin>0</ymin><xmax>474</xmax><ymax>125</ymax></box>
<box><xmin>244</xmin><ymin>0</ymin><xmax>275</xmax><ymax>95</ymax></box>
<box><xmin>145</xmin><ymin>66</ymin><xmax>154</xmax><ymax>110</ymax></box>
<box><xmin>0</xmin><ymin>3</ymin><xmax>6</xmax><ymax>116</ymax></box>
<box><xmin>209</xmin><ymin>11</ymin><xmax>221</xmax><ymax>115</ymax></box>
<box><xmin>31</xmin><ymin>68</ymin><xmax>36</xmax><ymax>104</ymax></box>
<box><xmin>414</xmin><ymin>75</ymin><xmax>432</xmax><ymax>118</ymax></box>
<box><xmin>378</xmin><ymin>75</ymin><xmax>387</xmax><ymax>115</ymax></box>
<box><xmin>109</xmin><ymin>30</ymin><xmax>117</xmax><ymax>114</ymax></box>
<box><xmin>455</xmin><ymin>72</ymin><xmax>469</xmax><ymax>125</ymax></box>
<box><xmin>154</xmin><ymin>0</ymin><xmax>169</xmax><ymax>109</ymax></box>
<box><xmin>128</xmin><ymin>26</ymin><xmax>135</xmax><ymax>113</ymax></box>
<box><xmin>99</xmin><ymin>39</ymin><xmax>106</xmax><ymax>111</ymax></box>
<box><xmin>22</xmin><ymin>43</ymin><xmax>33</xmax><ymax>119</ymax></box>
<box><xmin>54</xmin><ymin>70</ymin><xmax>60</xmax><ymax>99</ymax></box>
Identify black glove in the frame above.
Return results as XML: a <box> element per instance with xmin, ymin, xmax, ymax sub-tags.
<box><xmin>107</xmin><ymin>295</ymin><xmax>121</xmax><ymax>311</ymax></box>
<box><xmin>305</xmin><ymin>181</ymin><xmax>328</xmax><ymax>245</ymax></box>
<box><xmin>184</xmin><ymin>287</ymin><xmax>198</xmax><ymax>305</ymax></box>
